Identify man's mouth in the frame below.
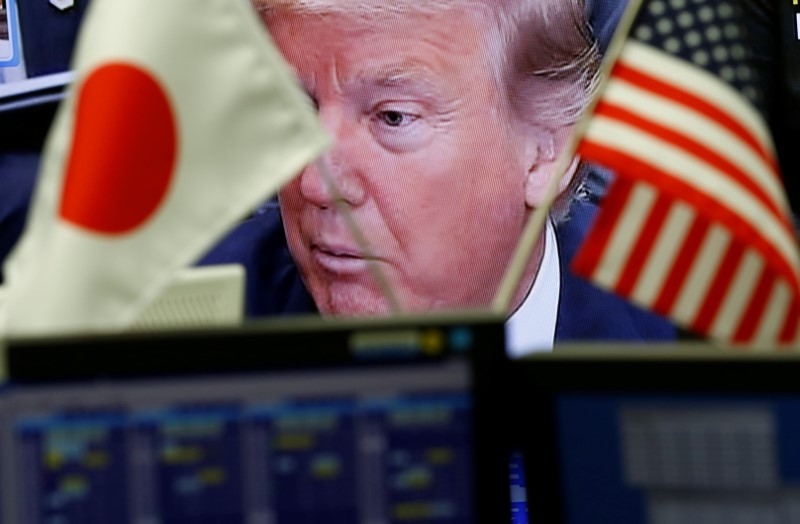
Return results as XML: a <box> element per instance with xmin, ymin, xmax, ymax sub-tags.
<box><xmin>311</xmin><ymin>243</ymin><xmax>372</xmax><ymax>274</ymax></box>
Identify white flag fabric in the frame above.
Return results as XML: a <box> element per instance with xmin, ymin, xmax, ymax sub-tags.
<box><xmin>3</xmin><ymin>0</ymin><xmax>328</xmax><ymax>335</ymax></box>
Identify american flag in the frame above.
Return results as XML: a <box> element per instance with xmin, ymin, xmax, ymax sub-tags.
<box><xmin>572</xmin><ymin>0</ymin><xmax>800</xmax><ymax>346</ymax></box>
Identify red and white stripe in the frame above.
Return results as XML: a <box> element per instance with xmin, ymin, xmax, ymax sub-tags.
<box><xmin>574</xmin><ymin>41</ymin><xmax>800</xmax><ymax>346</ymax></box>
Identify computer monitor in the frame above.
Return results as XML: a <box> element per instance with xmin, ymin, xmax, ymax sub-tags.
<box><xmin>0</xmin><ymin>0</ymin><xmax>84</xmax><ymax>111</ymax></box>
<box><xmin>0</xmin><ymin>0</ymin><xmax>19</xmax><ymax>67</ymax></box>
<box><xmin>512</xmin><ymin>348</ymin><xmax>800</xmax><ymax>524</ymax></box>
<box><xmin>0</xmin><ymin>313</ymin><xmax>510</xmax><ymax>523</ymax></box>
<box><xmin>129</xmin><ymin>264</ymin><xmax>245</xmax><ymax>332</ymax></box>
<box><xmin>0</xmin><ymin>264</ymin><xmax>246</xmax><ymax>335</ymax></box>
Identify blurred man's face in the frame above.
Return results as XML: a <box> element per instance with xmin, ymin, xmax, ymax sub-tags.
<box><xmin>269</xmin><ymin>7</ymin><xmax>533</xmax><ymax>315</ymax></box>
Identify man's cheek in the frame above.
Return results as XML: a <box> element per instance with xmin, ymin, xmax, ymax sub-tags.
<box><xmin>278</xmin><ymin>195</ymin><xmax>306</xmax><ymax>256</ymax></box>
<box><xmin>277</xmin><ymin>178</ymin><xmax>303</xmax><ymax>206</ymax></box>
<box><xmin>278</xmin><ymin>184</ymin><xmax>306</xmax><ymax>233</ymax></box>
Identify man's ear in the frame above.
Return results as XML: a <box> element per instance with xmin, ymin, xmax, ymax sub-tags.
<box><xmin>523</xmin><ymin>125</ymin><xmax>578</xmax><ymax>208</ymax></box>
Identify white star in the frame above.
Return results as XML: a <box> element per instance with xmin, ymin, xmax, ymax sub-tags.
<box><xmin>685</xmin><ymin>31</ymin><xmax>702</xmax><ymax>47</ymax></box>
<box><xmin>705</xmin><ymin>26</ymin><xmax>722</xmax><ymax>42</ymax></box>
<box><xmin>737</xmin><ymin>65</ymin><xmax>753</xmax><ymax>81</ymax></box>
<box><xmin>636</xmin><ymin>25</ymin><xmax>655</xmax><ymax>41</ymax></box>
<box><xmin>649</xmin><ymin>1</ymin><xmax>667</xmax><ymax>16</ymax></box>
<box><xmin>692</xmin><ymin>50</ymin><xmax>710</xmax><ymax>66</ymax></box>
<box><xmin>677</xmin><ymin>12</ymin><xmax>695</xmax><ymax>29</ymax></box>
<box><xmin>724</xmin><ymin>23</ymin><xmax>740</xmax><ymax>39</ymax></box>
<box><xmin>717</xmin><ymin>3</ymin><xmax>734</xmax><ymax>19</ymax></box>
<box><xmin>698</xmin><ymin>6</ymin><xmax>715</xmax><ymax>23</ymax></box>
<box><xmin>664</xmin><ymin>38</ymin><xmax>682</xmax><ymax>53</ymax></box>
<box><xmin>657</xmin><ymin>18</ymin><xmax>674</xmax><ymax>35</ymax></box>
<box><xmin>720</xmin><ymin>66</ymin><xmax>736</xmax><ymax>82</ymax></box>
<box><xmin>712</xmin><ymin>46</ymin><xmax>729</xmax><ymax>62</ymax></box>
<box><xmin>743</xmin><ymin>86</ymin><xmax>758</xmax><ymax>101</ymax></box>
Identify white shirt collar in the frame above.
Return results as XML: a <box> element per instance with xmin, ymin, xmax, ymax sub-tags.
<box><xmin>505</xmin><ymin>220</ymin><xmax>560</xmax><ymax>358</ymax></box>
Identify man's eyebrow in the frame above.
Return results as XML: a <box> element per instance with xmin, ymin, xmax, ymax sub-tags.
<box><xmin>355</xmin><ymin>64</ymin><xmax>444</xmax><ymax>95</ymax></box>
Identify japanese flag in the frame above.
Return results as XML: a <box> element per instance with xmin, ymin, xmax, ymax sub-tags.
<box><xmin>3</xmin><ymin>0</ymin><xmax>328</xmax><ymax>335</ymax></box>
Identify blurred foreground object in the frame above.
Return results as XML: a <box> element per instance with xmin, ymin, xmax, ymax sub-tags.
<box><xmin>573</xmin><ymin>0</ymin><xmax>800</xmax><ymax>346</ymax></box>
<box><xmin>2</xmin><ymin>0</ymin><xmax>327</xmax><ymax>336</ymax></box>
<box><xmin>1</xmin><ymin>264</ymin><xmax>244</xmax><ymax>335</ymax></box>
<box><xmin>129</xmin><ymin>265</ymin><xmax>245</xmax><ymax>332</ymax></box>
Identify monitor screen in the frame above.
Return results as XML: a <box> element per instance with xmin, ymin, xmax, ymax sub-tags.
<box><xmin>0</xmin><ymin>0</ymin><xmax>648</xmax><ymax>355</ymax></box>
<box><xmin>1</xmin><ymin>314</ymin><xmax>508</xmax><ymax>523</ymax></box>
<box><xmin>0</xmin><ymin>0</ymin><xmax>19</xmax><ymax>67</ymax></box>
<box><xmin>557</xmin><ymin>393</ymin><xmax>797</xmax><ymax>524</ymax></box>
<box><xmin>1</xmin><ymin>0</ymin><xmax>797</xmax><ymax>349</ymax></box>
<box><xmin>513</xmin><ymin>350</ymin><xmax>800</xmax><ymax>524</ymax></box>
<box><xmin>0</xmin><ymin>0</ymin><xmax>85</xmax><ymax>111</ymax></box>
<box><xmin>9</xmin><ymin>360</ymin><xmax>473</xmax><ymax>522</ymax></box>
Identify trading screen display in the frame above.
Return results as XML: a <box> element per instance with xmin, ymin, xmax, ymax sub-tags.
<box><xmin>0</xmin><ymin>0</ymin><xmax>18</xmax><ymax>67</ymax></box>
<box><xmin>555</xmin><ymin>393</ymin><xmax>800</xmax><ymax>524</ymax></box>
<box><xmin>0</xmin><ymin>0</ymin><xmax>86</xmax><ymax>106</ymax></box>
<box><xmin>0</xmin><ymin>360</ymin><xmax>474</xmax><ymax>523</ymax></box>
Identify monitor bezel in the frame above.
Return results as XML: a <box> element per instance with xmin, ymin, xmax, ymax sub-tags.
<box><xmin>3</xmin><ymin>312</ymin><xmax>512</xmax><ymax>524</ymax></box>
<box><xmin>513</xmin><ymin>347</ymin><xmax>800</xmax><ymax>524</ymax></box>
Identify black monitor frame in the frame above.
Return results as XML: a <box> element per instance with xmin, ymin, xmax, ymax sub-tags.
<box><xmin>3</xmin><ymin>312</ymin><xmax>513</xmax><ymax>524</ymax></box>
<box><xmin>512</xmin><ymin>347</ymin><xmax>800</xmax><ymax>524</ymax></box>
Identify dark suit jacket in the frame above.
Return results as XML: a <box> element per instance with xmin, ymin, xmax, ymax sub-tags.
<box><xmin>0</xmin><ymin>153</ymin><xmax>38</xmax><ymax>285</ymax></box>
<box><xmin>16</xmin><ymin>0</ymin><xmax>90</xmax><ymax>77</ymax></box>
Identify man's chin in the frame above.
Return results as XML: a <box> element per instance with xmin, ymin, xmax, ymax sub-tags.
<box><xmin>310</xmin><ymin>285</ymin><xmax>487</xmax><ymax>317</ymax></box>
<box><xmin>313</xmin><ymin>289</ymin><xmax>398</xmax><ymax>318</ymax></box>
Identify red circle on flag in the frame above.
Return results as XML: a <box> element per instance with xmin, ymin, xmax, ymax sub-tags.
<box><xmin>59</xmin><ymin>63</ymin><xmax>178</xmax><ymax>235</ymax></box>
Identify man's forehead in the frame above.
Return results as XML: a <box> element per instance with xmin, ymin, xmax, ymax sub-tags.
<box><xmin>352</xmin><ymin>62</ymin><xmax>447</xmax><ymax>94</ymax></box>
<box><xmin>267</xmin><ymin>4</ymin><xmax>494</xmax><ymax>73</ymax></box>
<box><xmin>361</xmin><ymin>64</ymin><xmax>436</xmax><ymax>85</ymax></box>
<box><xmin>254</xmin><ymin>0</ymin><xmax>479</xmax><ymax>15</ymax></box>
<box><xmin>283</xmin><ymin>29</ymin><xmax>483</xmax><ymax>98</ymax></box>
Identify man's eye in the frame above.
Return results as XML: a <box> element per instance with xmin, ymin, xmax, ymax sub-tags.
<box><xmin>378</xmin><ymin>110</ymin><xmax>415</xmax><ymax>127</ymax></box>
<box><xmin>369</xmin><ymin>103</ymin><xmax>430</xmax><ymax>152</ymax></box>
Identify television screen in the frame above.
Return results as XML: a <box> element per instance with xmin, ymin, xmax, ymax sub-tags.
<box><xmin>0</xmin><ymin>0</ymin><xmax>86</xmax><ymax>111</ymax></box>
<box><xmin>514</xmin><ymin>350</ymin><xmax>800</xmax><ymax>524</ymax></box>
<box><xmin>0</xmin><ymin>0</ymin><xmax>19</xmax><ymax>67</ymax></box>
<box><xmin>0</xmin><ymin>0</ymin><xmax>797</xmax><ymax>346</ymax></box>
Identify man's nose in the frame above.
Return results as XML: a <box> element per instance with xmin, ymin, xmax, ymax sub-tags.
<box><xmin>299</xmin><ymin>108</ymin><xmax>366</xmax><ymax>208</ymax></box>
